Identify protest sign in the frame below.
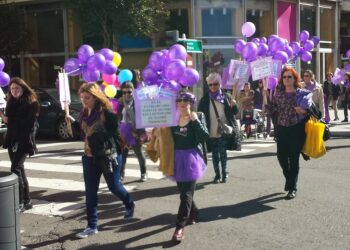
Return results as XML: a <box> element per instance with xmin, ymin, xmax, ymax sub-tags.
<box><xmin>250</xmin><ymin>57</ymin><xmax>273</xmax><ymax>81</ymax></box>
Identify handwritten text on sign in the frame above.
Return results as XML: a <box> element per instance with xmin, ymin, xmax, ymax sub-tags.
<box><xmin>250</xmin><ymin>57</ymin><xmax>273</xmax><ymax>81</ymax></box>
<box><xmin>135</xmin><ymin>98</ymin><xmax>177</xmax><ymax>128</ymax></box>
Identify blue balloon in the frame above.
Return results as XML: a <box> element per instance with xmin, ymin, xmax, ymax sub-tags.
<box><xmin>118</xmin><ymin>69</ymin><xmax>133</xmax><ymax>84</ymax></box>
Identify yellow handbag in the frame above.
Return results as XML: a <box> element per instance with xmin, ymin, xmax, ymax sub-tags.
<box><xmin>302</xmin><ymin>116</ymin><xmax>326</xmax><ymax>158</ymax></box>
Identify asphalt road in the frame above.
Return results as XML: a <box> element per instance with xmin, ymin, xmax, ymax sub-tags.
<box><xmin>0</xmin><ymin>135</ymin><xmax>349</xmax><ymax>250</ymax></box>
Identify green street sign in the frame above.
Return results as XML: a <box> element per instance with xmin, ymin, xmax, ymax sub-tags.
<box><xmin>178</xmin><ymin>39</ymin><xmax>202</xmax><ymax>53</ymax></box>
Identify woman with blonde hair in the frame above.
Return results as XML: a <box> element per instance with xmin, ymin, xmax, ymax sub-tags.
<box><xmin>76</xmin><ymin>83</ymin><xmax>134</xmax><ymax>239</ymax></box>
<box><xmin>0</xmin><ymin>77</ymin><xmax>39</xmax><ymax>212</ymax></box>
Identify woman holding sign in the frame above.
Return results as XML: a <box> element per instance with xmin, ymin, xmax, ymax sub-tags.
<box><xmin>170</xmin><ymin>91</ymin><xmax>209</xmax><ymax>242</ymax></box>
<box><xmin>267</xmin><ymin>67</ymin><xmax>311</xmax><ymax>200</ymax></box>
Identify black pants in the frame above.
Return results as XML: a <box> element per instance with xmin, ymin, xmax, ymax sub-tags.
<box><xmin>121</xmin><ymin>145</ymin><xmax>147</xmax><ymax>176</ymax></box>
<box><xmin>276</xmin><ymin>122</ymin><xmax>306</xmax><ymax>191</ymax></box>
<box><xmin>176</xmin><ymin>181</ymin><xmax>198</xmax><ymax>229</ymax></box>
<box><xmin>8</xmin><ymin>147</ymin><xmax>30</xmax><ymax>204</ymax></box>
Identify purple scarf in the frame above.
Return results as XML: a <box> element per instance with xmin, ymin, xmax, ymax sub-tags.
<box><xmin>208</xmin><ymin>89</ymin><xmax>225</xmax><ymax>104</ymax></box>
<box><xmin>305</xmin><ymin>82</ymin><xmax>316</xmax><ymax>92</ymax></box>
<box><xmin>79</xmin><ymin>107</ymin><xmax>101</xmax><ymax>126</ymax></box>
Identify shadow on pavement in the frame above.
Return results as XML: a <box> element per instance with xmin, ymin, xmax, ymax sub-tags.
<box><xmin>326</xmin><ymin>144</ymin><xmax>350</xmax><ymax>151</ymax></box>
<box><xmin>228</xmin><ymin>152</ymin><xmax>276</xmax><ymax>160</ymax></box>
<box><xmin>199</xmin><ymin>192</ymin><xmax>285</xmax><ymax>221</ymax></box>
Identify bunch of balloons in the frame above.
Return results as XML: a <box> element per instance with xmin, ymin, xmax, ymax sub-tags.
<box><xmin>63</xmin><ymin>44</ymin><xmax>122</xmax><ymax>83</ymax></box>
<box><xmin>331</xmin><ymin>49</ymin><xmax>350</xmax><ymax>84</ymax></box>
<box><xmin>0</xmin><ymin>58</ymin><xmax>10</xmax><ymax>87</ymax></box>
<box><xmin>235</xmin><ymin>24</ymin><xmax>319</xmax><ymax>64</ymax></box>
<box><xmin>141</xmin><ymin>44</ymin><xmax>200</xmax><ymax>92</ymax></box>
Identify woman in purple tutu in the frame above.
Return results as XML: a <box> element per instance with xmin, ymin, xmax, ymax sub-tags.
<box><xmin>170</xmin><ymin>91</ymin><xmax>209</xmax><ymax>242</ymax></box>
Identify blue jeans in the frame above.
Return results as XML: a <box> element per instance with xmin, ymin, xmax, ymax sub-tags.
<box><xmin>209</xmin><ymin>137</ymin><xmax>228</xmax><ymax>179</ymax></box>
<box><xmin>82</xmin><ymin>155</ymin><xmax>133</xmax><ymax>229</ymax></box>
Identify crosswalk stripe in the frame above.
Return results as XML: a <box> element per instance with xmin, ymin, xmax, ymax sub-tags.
<box><xmin>0</xmin><ymin>160</ymin><xmax>164</xmax><ymax>179</ymax></box>
<box><xmin>0</xmin><ymin>141</ymin><xmax>82</xmax><ymax>154</ymax></box>
<box><xmin>26</xmin><ymin>177</ymin><xmax>136</xmax><ymax>192</ymax></box>
<box><xmin>243</xmin><ymin>143</ymin><xmax>275</xmax><ymax>148</ymax></box>
<box><xmin>23</xmin><ymin>200</ymin><xmax>85</xmax><ymax>217</ymax></box>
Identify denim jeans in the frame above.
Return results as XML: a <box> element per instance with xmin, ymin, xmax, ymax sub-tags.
<box><xmin>82</xmin><ymin>155</ymin><xmax>134</xmax><ymax>229</ymax></box>
<box><xmin>209</xmin><ymin>137</ymin><xmax>228</xmax><ymax>179</ymax></box>
<box><xmin>121</xmin><ymin>145</ymin><xmax>147</xmax><ymax>177</ymax></box>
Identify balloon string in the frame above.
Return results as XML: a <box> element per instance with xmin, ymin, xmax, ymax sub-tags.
<box><xmin>65</xmin><ymin>68</ymin><xmax>81</xmax><ymax>75</ymax></box>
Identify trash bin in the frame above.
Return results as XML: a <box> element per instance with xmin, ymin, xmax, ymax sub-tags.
<box><xmin>0</xmin><ymin>171</ymin><xmax>21</xmax><ymax>250</ymax></box>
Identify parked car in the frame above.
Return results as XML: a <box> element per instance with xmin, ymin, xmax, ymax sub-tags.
<box><xmin>34</xmin><ymin>88</ymin><xmax>82</xmax><ymax>140</ymax></box>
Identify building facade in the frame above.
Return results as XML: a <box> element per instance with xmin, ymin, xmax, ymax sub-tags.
<box><xmin>0</xmin><ymin>0</ymin><xmax>346</xmax><ymax>92</ymax></box>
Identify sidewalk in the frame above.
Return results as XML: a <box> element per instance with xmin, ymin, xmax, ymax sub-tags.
<box><xmin>327</xmin><ymin>108</ymin><xmax>350</xmax><ymax>138</ymax></box>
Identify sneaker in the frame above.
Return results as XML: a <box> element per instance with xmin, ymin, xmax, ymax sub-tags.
<box><xmin>76</xmin><ymin>227</ymin><xmax>98</xmax><ymax>239</ymax></box>
<box><xmin>341</xmin><ymin>119</ymin><xmax>348</xmax><ymax>122</ymax></box>
<box><xmin>172</xmin><ymin>227</ymin><xmax>184</xmax><ymax>241</ymax></box>
<box><xmin>124</xmin><ymin>202</ymin><xmax>135</xmax><ymax>219</ymax></box>
<box><xmin>140</xmin><ymin>173</ymin><xmax>147</xmax><ymax>182</ymax></box>
<box><xmin>213</xmin><ymin>177</ymin><xmax>220</xmax><ymax>184</ymax></box>
<box><xmin>24</xmin><ymin>200</ymin><xmax>33</xmax><ymax>210</ymax></box>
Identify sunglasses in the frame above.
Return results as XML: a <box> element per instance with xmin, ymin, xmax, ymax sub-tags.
<box><xmin>176</xmin><ymin>98</ymin><xmax>190</xmax><ymax>103</ymax></box>
<box><xmin>303</xmin><ymin>75</ymin><xmax>310</xmax><ymax>78</ymax></box>
<box><xmin>122</xmin><ymin>91</ymin><xmax>132</xmax><ymax>95</ymax></box>
<box><xmin>283</xmin><ymin>75</ymin><xmax>293</xmax><ymax>79</ymax></box>
<box><xmin>208</xmin><ymin>83</ymin><xmax>219</xmax><ymax>87</ymax></box>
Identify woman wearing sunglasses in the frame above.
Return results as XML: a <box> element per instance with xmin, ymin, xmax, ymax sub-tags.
<box><xmin>171</xmin><ymin>91</ymin><xmax>209</xmax><ymax>241</ymax></box>
<box><xmin>117</xmin><ymin>82</ymin><xmax>148</xmax><ymax>182</ymax></box>
<box><xmin>198</xmin><ymin>72</ymin><xmax>240</xmax><ymax>184</ymax></box>
<box><xmin>302</xmin><ymin>70</ymin><xmax>325</xmax><ymax>119</ymax></box>
<box><xmin>267</xmin><ymin>67</ymin><xmax>311</xmax><ymax>200</ymax></box>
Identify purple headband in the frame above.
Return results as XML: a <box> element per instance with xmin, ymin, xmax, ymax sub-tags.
<box><xmin>176</xmin><ymin>91</ymin><xmax>196</xmax><ymax>104</ymax></box>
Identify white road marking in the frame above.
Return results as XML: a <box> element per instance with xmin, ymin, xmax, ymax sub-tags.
<box><xmin>0</xmin><ymin>141</ymin><xmax>82</xmax><ymax>154</ymax></box>
<box><xmin>243</xmin><ymin>143</ymin><xmax>275</xmax><ymax>148</ymax></box>
<box><xmin>0</xmin><ymin>160</ymin><xmax>164</xmax><ymax>179</ymax></box>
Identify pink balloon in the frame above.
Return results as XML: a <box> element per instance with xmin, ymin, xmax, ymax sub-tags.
<box><xmin>102</xmin><ymin>73</ymin><xmax>116</xmax><ymax>84</ymax></box>
<box><xmin>113</xmin><ymin>77</ymin><xmax>120</xmax><ymax>87</ymax></box>
<box><xmin>241</xmin><ymin>22</ymin><xmax>256</xmax><ymax>38</ymax></box>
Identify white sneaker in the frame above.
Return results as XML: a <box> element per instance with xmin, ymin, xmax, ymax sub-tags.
<box><xmin>76</xmin><ymin>227</ymin><xmax>98</xmax><ymax>239</ymax></box>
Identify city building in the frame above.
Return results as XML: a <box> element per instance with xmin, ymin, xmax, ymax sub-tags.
<box><xmin>0</xmin><ymin>0</ymin><xmax>347</xmax><ymax>93</ymax></box>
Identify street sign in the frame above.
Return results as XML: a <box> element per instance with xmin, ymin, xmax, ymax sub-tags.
<box><xmin>178</xmin><ymin>39</ymin><xmax>203</xmax><ymax>53</ymax></box>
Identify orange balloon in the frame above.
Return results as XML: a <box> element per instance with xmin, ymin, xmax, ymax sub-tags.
<box><xmin>102</xmin><ymin>81</ymin><xmax>109</xmax><ymax>87</ymax></box>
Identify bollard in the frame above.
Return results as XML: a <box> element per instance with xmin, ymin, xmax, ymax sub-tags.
<box><xmin>0</xmin><ymin>171</ymin><xmax>21</xmax><ymax>250</ymax></box>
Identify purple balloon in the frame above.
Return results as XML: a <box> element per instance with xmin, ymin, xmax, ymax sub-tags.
<box><xmin>168</xmin><ymin>44</ymin><xmax>187</xmax><ymax>61</ymax></box>
<box><xmin>149</xmin><ymin>51</ymin><xmax>164</xmax><ymax>72</ymax></box>
<box><xmin>346</xmin><ymin>50</ymin><xmax>350</xmax><ymax>59</ymax></box>
<box><xmin>311</xmin><ymin>36</ymin><xmax>320</xmax><ymax>46</ymax></box>
<box><xmin>273</xmin><ymin>51</ymin><xmax>289</xmax><ymax>64</ymax></box>
<box><xmin>0</xmin><ymin>58</ymin><xmax>4</xmax><ymax>71</ymax></box>
<box><xmin>99</xmin><ymin>48</ymin><xmax>114</xmax><ymax>61</ymax></box>
<box><xmin>102</xmin><ymin>61</ymin><xmax>118</xmax><ymax>75</ymax></box>
<box><xmin>303</xmin><ymin>40</ymin><xmax>314</xmax><ymax>51</ymax></box>
<box><xmin>258</xmin><ymin>43</ymin><xmax>269</xmax><ymax>57</ymax></box>
<box><xmin>268</xmin><ymin>35</ymin><xmax>279</xmax><ymax>46</ymax></box>
<box><xmin>82</xmin><ymin>68</ymin><xmax>100</xmax><ymax>82</ymax></box>
<box><xmin>0</xmin><ymin>71</ymin><xmax>10</xmax><ymax>87</ymax></box>
<box><xmin>270</xmin><ymin>38</ymin><xmax>285</xmax><ymax>53</ymax></box>
<box><xmin>234</xmin><ymin>39</ymin><xmax>246</xmax><ymax>54</ymax></box>
<box><xmin>345</xmin><ymin>64</ymin><xmax>350</xmax><ymax>70</ymax></box>
<box><xmin>241</xmin><ymin>22</ymin><xmax>256</xmax><ymax>38</ymax></box>
<box><xmin>141</xmin><ymin>67</ymin><xmax>158</xmax><ymax>83</ymax></box>
<box><xmin>178</xmin><ymin>68</ymin><xmax>200</xmax><ymax>87</ymax></box>
<box><xmin>299</xmin><ymin>30</ymin><xmax>309</xmax><ymax>42</ymax></box>
<box><xmin>87</xmin><ymin>53</ymin><xmax>106</xmax><ymax>71</ymax></box>
<box><xmin>290</xmin><ymin>42</ymin><xmax>301</xmax><ymax>55</ymax></box>
<box><xmin>267</xmin><ymin>76</ymin><xmax>278</xmax><ymax>90</ymax></box>
<box><xmin>78</xmin><ymin>45</ymin><xmax>94</xmax><ymax>63</ymax></box>
<box><xmin>251</xmin><ymin>38</ymin><xmax>260</xmax><ymax>44</ymax></box>
<box><xmin>260</xmin><ymin>37</ymin><xmax>267</xmax><ymax>44</ymax></box>
<box><xmin>163</xmin><ymin>80</ymin><xmax>182</xmax><ymax>92</ymax></box>
<box><xmin>242</xmin><ymin>42</ymin><xmax>258</xmax><ymax>60</ymax></box>
<box><xmin>164</xmin><ymin>59</ymin><xmax>186</xmax><ymax>81</ymax></box>
<box><xmin>301</xmin><ymin>51</ymin><xmax>312</xmax><ymax>62</ymax></box>
<box><xmin>284</xmin><ymin>45</ymin><xmax>293</xmax><ymax>58</ymax></box>
<box><xmin>64</xmin><ymin>58</ymin><xmax>82</xmax><ymax>76</ymax></box>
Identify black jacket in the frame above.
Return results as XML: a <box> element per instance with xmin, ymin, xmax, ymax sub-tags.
<box><xmin>3</xmin><ymin>99</ymin><xmax>39</xmax><ymax>156</ymax></box>
<box><xmin>198</xmin><ymin>92</ymin><xmax>241</xmax><ymax>151</ymax></box>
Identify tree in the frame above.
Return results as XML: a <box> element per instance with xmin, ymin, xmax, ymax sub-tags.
<box><xmin>65</xmin><ymin>0</ymin><xmax>169</xmax><ymax>50</ymax></box>
<box><xmin>0</xmin><ymin>3</ymin><xmax>29</xmax><ymax>74</ymax></box>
